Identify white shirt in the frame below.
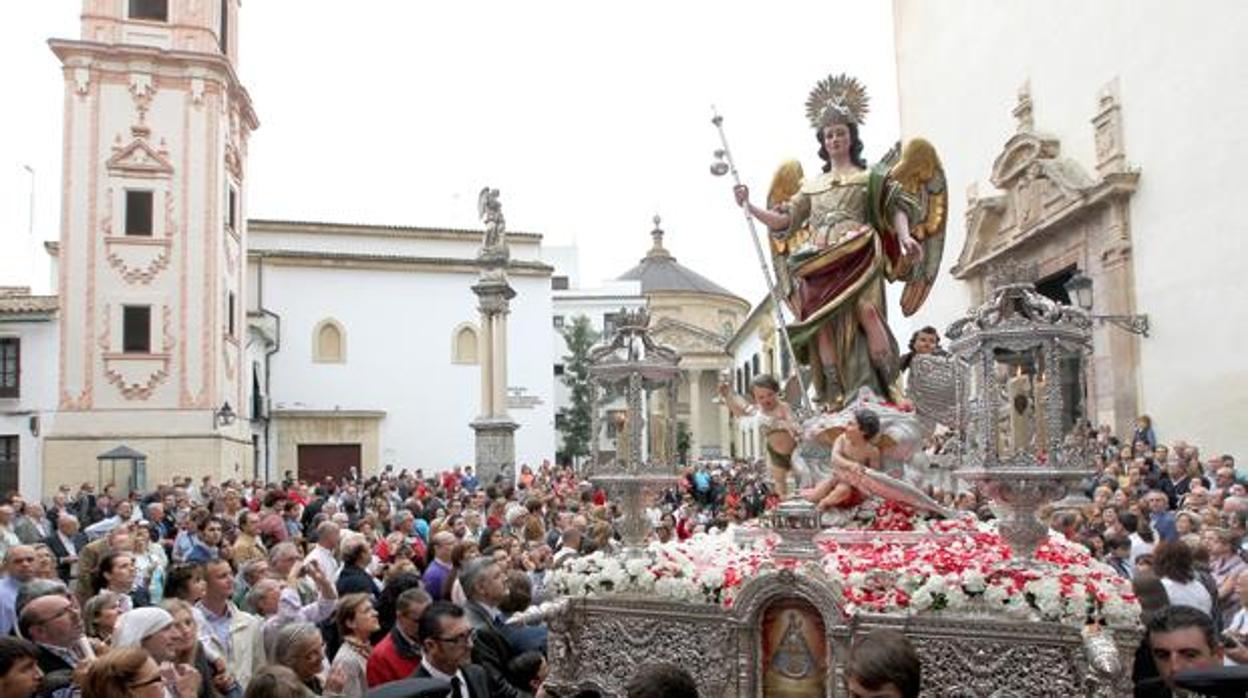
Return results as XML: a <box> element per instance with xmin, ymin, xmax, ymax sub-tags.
<box><xmin>1160</xmin><ymin>577</ymin><xmax>1213</xmax><ymax>615</ymax></box>
<box><xmin>1226</xmin><ymin>607</ymin><xmax>1247</xmax><ymax>666</ymax></box>
<box><xmin>420</xmin><ymin>658</ymin><xmax>468</xmax><ymax>698</ymax></box>
<box><xmin>304</xmin><ymin>545</ymin><xmax>340</xmax><ymax>583</ymax></box>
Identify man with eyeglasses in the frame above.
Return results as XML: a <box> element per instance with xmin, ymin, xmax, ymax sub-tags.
<box><xmin>414</xmin><ymin>601</ymin><xmax>532</xmax><ymax>697</ymax></box>
<box><xmin>18</xmin><ymin>594</ymin><xmax>92</xmax><ymax>685</ymax></box>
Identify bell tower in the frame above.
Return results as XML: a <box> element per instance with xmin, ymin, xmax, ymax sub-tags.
<box><xmin>43</xmin><ymin>0</ymin><xmax>258</xmax><ymax>493</ymax></box>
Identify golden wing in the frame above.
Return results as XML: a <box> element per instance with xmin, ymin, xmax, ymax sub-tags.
<box><xmin>766</xmin><ymin>159</ymin><xmax>805</xmax><ymax>311</ymax></box>
<box><xmin>889</xmin><ymin>139</ymin><xmax>948</xmax><ymax>317</ymax></box>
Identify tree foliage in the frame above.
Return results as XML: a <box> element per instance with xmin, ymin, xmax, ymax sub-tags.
<box><xmin>557</xmin><ymin>315</ymin><xmax>598</xmax><ymax>465</ymax></box>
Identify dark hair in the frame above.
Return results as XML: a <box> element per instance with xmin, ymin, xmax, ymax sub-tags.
<box><xmin>625</xmin><ymin>663</ymin><xmax>699</xmax><ymax>698</ymax></box>
<box><xmin>816</xmin><ymin>123</ymin><xmax>867</xmax><ymax>170</ymax></box>
<box><xmin>243</xmin><ymin>665</ymin><xmax>306</xmax><ymax>698</ymax></box>
<box><xmin>1105</xmin><ymin>534</ymin><xmax>1130</xmax><ymax>552</ymax></box>
<box><xmin>1152</xmin><ymin>541</ymin><xmax>1195</xmax><ymax>584</ymax></box>
<box><xmin>508</xmin><ymin>651</ymin><xmax>545</xmax><ymax>690</ymax></box>
<box><xmin>164</xmin><ymin>563</ymin><xmax>204</xmax><ymax>601</ymax></box>
<box><xmin>0</xmin><ymin>636</ymin><xmax>38</xmax><ymax>677</ymax></box>
<box><xmin>901</xmin><ymin>326</ymin><xmax>941</xmax><ymax>372</ymax></box>
<box><xmin>416</xmin><ymin>600</ymin><xmax>465</xmax><ymax>643</ymax></box>
<box><xmin>854</xmin><ymin>409</ymin><xmax>881</xmax><ymax>440</ymax></box>
<box><xmin>749</xmin><ymin>373</ymin><xmax>781</xmax><ymax>394</ymax></box>
<box><xmin>198</xmin><ymin>515</ymin><xmax>224</xmax><ymax>533</ymax></box>
<box><xmin>93</xmin><ymin>551</ymin><xmax>132</xmax><ymax>594</ymax></box>
<box><xmin>1147</xmin><ymin>605</ymin><xmax>1216</xmax><ymax>653</ymax></box>
<box><xmin>846</xmin><ymin>629</ymin><xmax>921</xmax><ymax>698</ymax></box>
<box><xmin>342</xmin><ymin>539</ymin><xmax>371</xmax><ymax>568</ymax></box>
<box><xmin>334</xmin><ymin>593</ymin><xmax>374</xmax><ymax>639</ymax></box>
<box><xmin>499</xmin><ymin>569</ymin><xmax>533</xmax><ymax>615</ymax></box>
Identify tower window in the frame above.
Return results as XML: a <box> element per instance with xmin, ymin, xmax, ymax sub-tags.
<box><xmin>123</xmin><ymin>306</ymin><xmax>152</xmax><ymax>354</ymax></box>
<box><xmin>226</xmin><ymin>186</ymin><xmax>238</xmax><ymax>232</ymax></box>
<box><xmin>125</xmin><ymin>190</ymin><xmax>154</xmax><ymax>237</ymax></box>
<box><xmin>551</xmin><ymin>276</ymin><xmax>569</xmax><ymax>290</ymax></box>
<box><xmin>129</xmin><ymin>0</ymin><xmax>169</xmax><ymax>22</ymax></box>
<box><xmin>219</xmin><ymin>0</ymin><xmax>230</xmax><ymax>53</ymax></box>
<box><xmin>227</xmin><ymin>292</ymin><xmax>236</xmax><ymax>337</ymax></box>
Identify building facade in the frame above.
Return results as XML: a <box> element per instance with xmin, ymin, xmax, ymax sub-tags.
<box><xmin>246</xmin><ymin>219</ymin><xmax>556</xmax><ymax>482</ymax></box>
<box><xmin>616</xmin><ymin>219</ymin><xmax>750</xmax><ymax>460</ymax></box>
<box><xmin>0</xmin><ymin>289</ymin><xmax>59</xmax><ymax>497</ymax></box>
<box><xmin>546</xmin><ymin>244</ymin><xmax>645</xmax><ymax>463</ymax></box>
<box><xmin>42</xmin><ymin>0</ymin><xmax>258</xmax><ymax>494</ymax></box>
<box><xmin>893</xmin><ymin>0</ymin><xmax>1248</xmax><ymax>460</ymax></box>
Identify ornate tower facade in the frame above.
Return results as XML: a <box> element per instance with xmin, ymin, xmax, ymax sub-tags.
<box><xmin>44</xmin><ymin>0</ymin><xmax>258</xmax><ymax>493</ymax></box>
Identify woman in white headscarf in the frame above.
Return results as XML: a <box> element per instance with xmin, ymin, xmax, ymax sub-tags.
<box><xmin>111</xmin><ymin>607</ymin><xmax>181</xmax><ymax>665</ymax></box>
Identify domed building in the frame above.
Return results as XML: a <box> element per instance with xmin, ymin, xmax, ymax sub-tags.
<box><xmin>616</xmin><ymin>217</ymin><xmax>749</xmax><ymax>460</ymax></box>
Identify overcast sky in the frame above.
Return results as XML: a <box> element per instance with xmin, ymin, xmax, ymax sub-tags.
<box><xmin>1</xmin><ymin>1</ymin><xmax>900</xmax><ymax>306</ymax></box>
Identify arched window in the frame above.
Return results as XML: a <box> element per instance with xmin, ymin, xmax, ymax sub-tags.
<box><xmin>313</xmin><ymin>319</ymin><xmax>345</xmax><ymax>363</ymax></box>
<box><xmin>452</xmin><ymin>323</ymin><xmax>479</xmax><ymax>364</ymax></box>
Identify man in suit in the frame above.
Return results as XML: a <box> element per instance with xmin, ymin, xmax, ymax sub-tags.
<box><xmin>43</xmin><ymin>515</ymin><xmax>85</xmax><ymax>584</ymax></box>
<box><xmin>413</xmin><ymin>601</ymin><xmax>530</xmax><ymax>698</ymax></box>
<box><xmin>19</xmin><ymin>594</ymin><xmax>89</xmax><ymax>696</ymax></box>
<box><xmin>14</xmin><ymin>505</ymin><xmax>51</xmax><ymax>546</ymax></box>
<box><xmin>458</xmin><ymin>558</ymin><xmax>537</xmax><ymax>696</ymax></box>
<box><xmin>74</xmin><ymin>525</ymin><xmax>131</xmax><ymax>604</ymax></box>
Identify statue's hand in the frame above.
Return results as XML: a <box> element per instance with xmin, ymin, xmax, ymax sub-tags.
<box><xmin>733</xmin><ymin>184</ymin><xmax>750</xmax><ymax>208</ymax></box>
<box><xmin>900</xmin><ymin>234</ymin><xmax>924</xmax><ymax>262</ymax></box>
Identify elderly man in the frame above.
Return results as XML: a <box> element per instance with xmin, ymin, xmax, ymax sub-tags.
<box><xmin>44</xmin><ymin>515</ymin><xmax>84</xmax><ymax>585</ymax></box>
<box><xmin>367</xmin><ymin>587</ymin><xmax>431</xmax><ymax>687</ymax></box>
<box><xmin>0</xmin><ymin>546</ymin><xmax>38</xmax><ymax>635</ymax></box>
<box><xmin>460</xmin><ymin>558</ymin><xmax>531</xmax><ymax>694</ymax></box>
<box><xmin>305</xmin><ymin>521</ymin><xmax>341</xmax><ymax>582</ymax></box>
<box><xmin>1144</xmin><ymin>490</ymin><xmax>1179</xmax><ymax>542</ymax></box>
<box><xmin>195</xmin><ymin>558</ymin><xmax>265</xmax><ymax>688</ymax></box>
<box><xmin>19</xmin><ymin>594</ymin><xmax>89</xmax><ymax>682</ymax></box>
<box><xmin>14</xmin><ymin>505</ymin><xmax>50</xmax><ymax>546</ymax></box>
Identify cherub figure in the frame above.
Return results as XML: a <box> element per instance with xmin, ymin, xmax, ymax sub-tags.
<box><xmin>801</xmin><ymin>409</ymin><xmax>880</xmax><ymax>511</ymax></box>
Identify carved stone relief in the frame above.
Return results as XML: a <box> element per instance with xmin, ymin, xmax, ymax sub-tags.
<box><xmin>952</xmin><ymin>79</ymin><xmax>1141</xmax><ymax>436</ymax></box>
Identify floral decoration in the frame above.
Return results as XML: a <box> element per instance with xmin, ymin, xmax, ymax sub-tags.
<box><xmin>549</xmin><ymin>509</ymin><xmax>1140</xmax><ymax>629</ymax></box>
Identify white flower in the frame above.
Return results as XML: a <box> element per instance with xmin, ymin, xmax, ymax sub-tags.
<box><xmin>911</xmin><ymin>588</ymin><xmax>934</xmax><ymax>611</ymax></box>
<box><xmin>961</xmin><ymin>569</ymin><xmax>986</xmax><ymax>594</ymax></box>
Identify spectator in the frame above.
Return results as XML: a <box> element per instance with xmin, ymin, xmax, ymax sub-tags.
<box><xmin>82</xmin><ymin>646</ymin><xmax>199</xmax><ymax>698</ymax></box>
<box><xmin>0</xmin><ymin>546</ymin><xmax>38</xmax><ymax>635</ymax></box>
<box><xmin>366</xmin><ymin>587</ymin><xmax>430</xmax><ymax>688</ymax></box>
<box><xmin>1152</xmin><ymin>541</ymin><xmax>1214</xmax><ymax>616</ymax></box>
<box><xmin>845</xmin><ymin>629</ymin><xmax>921</xmax><ymax>698</ymax></box>
<box><xmin>81</xmin><ymin>591</ymin><xmax>123</xmax><ymax>644</ymax></box>
<box><xmin>45</xmin><ymin>514</ymin><xmax>84</xmax><ymax>584</ymax></box>
<box><xmin>1145</xmin><ymin>606</ymin><xmax>1223</xmax><ymax>694</ymax></box>
<box><xmin>195</xmin><ymin>559</ymin><xmax>265</xmax><ymax>688</ymax></box>
<box><xmin>273</xmin><ymin>622</ymin><xmax>347</xmax><ymax>697</ymax></box>
<box><xmin>624</xmin><ymin>663</ymin><xmax>698</xmax><ymax>698</ymax></box>
<box><xmin>0</xmin><ymin>637</ymin><xmax>41</xmax><ymax>698</ymax></box>
<box><xmin>413</xmin><ymin>601</ymin><xmax>525</xmax><ymax>698</ymax></box>
<box><xmin>331</xmin><ymin>593</ymin><xmax>380</xmax><ymax>697</ymax></box>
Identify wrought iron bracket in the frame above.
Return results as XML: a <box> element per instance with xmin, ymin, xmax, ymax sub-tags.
<box><xmin>1093</xmin><ymin>313</ymin><xmax>1149</xmax><ymax>337</ymax></box>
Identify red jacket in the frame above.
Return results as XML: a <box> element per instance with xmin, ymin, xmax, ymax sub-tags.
<box><xmin>366</xmin><ymin>627</ymin><xmax>422</xmax><ymax>687</ymax></box>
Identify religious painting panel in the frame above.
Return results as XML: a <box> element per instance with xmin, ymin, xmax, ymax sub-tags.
<box><xmin>760</xmin><ymin>598</ymin><xmax>828</xmax><ymax>697</ymax></box>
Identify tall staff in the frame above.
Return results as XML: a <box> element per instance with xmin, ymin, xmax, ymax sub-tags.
<box><xmin>709</xmin><ymin>108</ymin><xmax>811</xmax><ymax>413</ymax></box>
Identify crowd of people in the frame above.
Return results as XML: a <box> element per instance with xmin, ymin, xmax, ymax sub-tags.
<box><xmin>0</xmin><ymin>459</ymin><xmax>777</xmax><ymax>698</ymax></box>
<box><xmin>0</xmin><ymin>404</ymin><xmax>1239</xmax><ymax>697</ymax></box>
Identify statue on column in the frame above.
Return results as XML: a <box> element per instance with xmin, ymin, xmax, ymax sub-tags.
<box><xmin>477</xmin><ymin>186</ymin><xmax>509</xmax><ymax>272</ymax></box>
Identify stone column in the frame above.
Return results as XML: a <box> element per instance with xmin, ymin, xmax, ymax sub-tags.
<box><xmin>688</xmin><ymin>369</ymin><xmax>702</xmax><ymax>461</ymax></box>
<box><xmin>471</xmin><ymin>276</ymin><xmax>518</xmax><ymax>485</ymax></box>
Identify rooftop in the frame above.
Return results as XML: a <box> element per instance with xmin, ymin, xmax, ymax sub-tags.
<box><xmin>616</xmin><ymin>217</ymin><xmax>741</xmax><ymax>300</ymax></box>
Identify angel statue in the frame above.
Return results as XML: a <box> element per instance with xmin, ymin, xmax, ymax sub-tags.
<box><xmin>477</xmin><ymin>186</ymin><xmax>509</xmax><ymax>267</ymax></box>
<box><xmin>732</xmin><ymin>74</ymin><xmax>947</xmax><ymax>410</ymax></box>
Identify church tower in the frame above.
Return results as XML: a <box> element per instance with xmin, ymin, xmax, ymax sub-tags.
<box><xmin>43</xmin><ymin>0</ymin><xmax>258</xmax><ymax>493</ymax></box>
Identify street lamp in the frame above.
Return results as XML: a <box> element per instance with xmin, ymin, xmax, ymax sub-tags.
<box><xmin>1062</xmin><ymin>271</ymin><xmax>1150</xmax><ymax>337</ymax></box>
<box><xmin>214</xmin><ymin>401</ymin><xmax>236</xmax><ymax>428</ymax></box>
